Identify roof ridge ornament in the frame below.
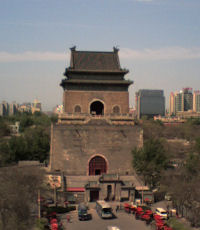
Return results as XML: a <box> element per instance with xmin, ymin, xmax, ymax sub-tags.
<box><xmin>70</xmin><ymin>45</ymin><xmax>76</xmax><ymax>51</ymax></box>
<box><xmin>113</xmin><ymin>46</ymin><xmax>119</xmax><ymax>53</ymax></box>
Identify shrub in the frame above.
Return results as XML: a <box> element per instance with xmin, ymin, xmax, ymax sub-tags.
<box><xmin>36</xmin><ymin>218</ymin><xmax>49</xmax><ymax>230</ymax></box>
<box><xmin>44</xmin><ymin>206</ymin><xmax>76</xmax><ymax>214</ymax></box>
<box><xmin>167</xmin><ymin>217</ymin><xmax>192</xmax><ymax>230</ymax></box>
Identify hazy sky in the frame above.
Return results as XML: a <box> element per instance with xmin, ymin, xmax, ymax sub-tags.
<box><xmin>0</xmin><ymin>0</ymin><xmax>200</xmax><ymax>111</ymax></box>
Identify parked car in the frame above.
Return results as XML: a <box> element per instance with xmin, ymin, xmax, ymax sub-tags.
<box><xmin>165</xmin><ymin>193</ymin><xmax>172</xmax><ymax>201</ymax></box>
<box><xmin>78</xmin><ymin>203</ymin><xmax>90</xmax><ymax>221</ymax></box>
<box><xmin>155</xmin><ymin>208</ymin><xmax>168</xmax><ymax>220</ymax></box>
<box><xmin>107</xmin><ymin>226</ymin><xmax>120</xmax><ymax>230</ymax></box>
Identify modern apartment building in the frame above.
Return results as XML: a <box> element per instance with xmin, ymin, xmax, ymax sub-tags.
<box><xmin>0</xmin><ymin>99</ymin><xmax>42</xmax><ymax>116</ymax></box>
<box><xmin>193</xmin><ymin>91</ymin><xmax>200</xmax><ymax>112</ymax></box>
<box><xmin>170</xmin><ymin>88</ymin><xmax>193</xmax><ymax>115</ymax></box>
<box><xmin>9</xmin><ymin>102</ymin><xmax>18</xmax><ymax>116</ymax></box>
<box><xmin>31</xmin><ymin>99</ymin><xmax>42</xmax><ymax>113</ymax></box>
<box><xmin>0</xmin><ymin>101</ymin><xmax>9</xmax><ymax>116</ymax></box>
<box><xmin>169</xmin><ymin>92</ymin><xmax>175</xmax><ymax>115</ymax></box>
<box><xmin>135</xmin><ymin>89</ymin><xmax>165</xmax><ymax>119</ymax></box>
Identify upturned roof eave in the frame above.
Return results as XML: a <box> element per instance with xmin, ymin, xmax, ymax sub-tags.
<box><xmin>60</xmin><ymin>79</ymin><xmax>133</xmax><ymax>87</ymax></box>
<box><xmin>64</xmin><ymin>68</ymin><xmax>129</xmax><ymax>76</ymax></box>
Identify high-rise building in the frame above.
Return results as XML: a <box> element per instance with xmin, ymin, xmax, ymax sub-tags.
<box><xmin>0</xmin><ymin>101</ymin><xmax>9</xmax><ymax>116</ymax></box>
<box><xmin>174</xmin><ymin>91</ymin><xmax>183</xmax><ymax>113</ymax></box>
<box><xmin>170</xmin><ymin>88</ymin><xmax>193</xmax><ymax>115</ymax></box>
<box><xmin>9</xmin><ymin>102</ymin><xmax>18</xmax><ymax>115</ymax></box>
<box><xmin>135</xmin><ymin>89</ymin><xmax>165</xmax><ymax>119</ymax></box>
<box><xmin>193</xmin><ymin>91</ymin><xmax>200</xmax><ymax>112</ymax></box>
<box><xmin>18</xmin><ymin>103</ymin><xmax>32</xmax><ymax>113</ymax></box>
<box><xmin>183</xmin><ymin>88</ymin><xmax>193</xmax><ymax>111</ymax></box>
<box><xmin>31</xmin><ymin>99</ymin><xmax>42</xmax><ymax>114</ymax></box>
<box><xmin>169</xmin><ymin>92</ymin><xmax>175</xmax><ymax>115</ymax></box>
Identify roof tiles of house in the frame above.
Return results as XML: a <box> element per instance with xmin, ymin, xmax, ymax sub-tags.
<box><xmin>70</xmin><ymin>49</ymin><xmax>122</xmax><ymax>71</ymax></box>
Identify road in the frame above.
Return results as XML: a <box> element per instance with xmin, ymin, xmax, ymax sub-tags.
<box><xmin>60</xmin><ymin>208</ymin><xmax>151</xmax><ymax>230</ymax></box>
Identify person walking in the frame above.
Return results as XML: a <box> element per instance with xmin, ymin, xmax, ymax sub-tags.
<box><xmin>116</xmin><ymin>205</ymin><xmax>119</xmax><ymax>212</ymax></box>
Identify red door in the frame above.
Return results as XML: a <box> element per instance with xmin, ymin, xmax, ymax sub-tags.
<box><xmin>89</xmin><ymin>156</ymin><xmax>107</xmax><ymax>175</ymax></box>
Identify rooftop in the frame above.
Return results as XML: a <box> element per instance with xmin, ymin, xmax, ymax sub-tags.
<box><xmin>65</xmin><ymin>46</ymin><xmax>128</xmax><ymax>73</ymax></box>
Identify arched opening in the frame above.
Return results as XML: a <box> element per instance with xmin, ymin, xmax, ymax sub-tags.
<box><xmin>89</xmin><ymin>156</ymin><xmax>107</xmax><ymax>175</ymax></box>
<box><xmin>90</xmin><ymin>101</ymin><xmax>104</xmax><ymax>115</ymax></box>
<box><xmin>113</xmin><ymin>105</ymin><xmax>120</xmax><ymax>114</ymax></box>
<box><xmin>74</xmin><ymin>105</ymin><xmax>81</xmax><ymax>113</ymax></box>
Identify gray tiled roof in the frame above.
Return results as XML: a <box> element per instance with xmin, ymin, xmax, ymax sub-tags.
<box><xmin>70</xmin><ymin>50</ymin><xmax>121</xmax><ymax>71</ymax></box>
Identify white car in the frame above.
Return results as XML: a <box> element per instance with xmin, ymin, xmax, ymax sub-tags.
<box><xmin>107</xmin><ymin>227</ymin><xmax>121</xmax><ymax>230</ymax></box>
<box><xmin>155</xmin><ymin>208</ymin><xmax>168</xmax><ymax>219</ymax></box>
<box><xmin>165</xmin><ymin>193</ymin><xmax>172</xmax><ymax>201</ymax></box>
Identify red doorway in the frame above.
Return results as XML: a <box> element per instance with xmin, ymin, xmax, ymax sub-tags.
<box><xmin>89</xmin><ymin>156</ymin><xmax>107</xmax><ymax>176</ymax></box>
<box><xmin>90</xmin><ymin>190</ymin><xmax>99</xmax><ymax>202</ymax></box>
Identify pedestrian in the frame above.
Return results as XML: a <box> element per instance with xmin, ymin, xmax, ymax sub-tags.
<box><xmin>66</xmin><ymin>214</ymin><xmax>70</xmax><ymax>223</ymax></box>
<box><xmin>116</xmin><ymin>205</ymin><xmax>119</xmax><ymax>212</ymax></box>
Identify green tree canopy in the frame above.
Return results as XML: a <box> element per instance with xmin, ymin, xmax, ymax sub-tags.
<box><xmin>0</xmin><ymin>119</ymin><xmax>10</xmax><ymax>137</ymax></box>
<box><xmin>132</xmin><ymin>138</ymin><xmax>169</xmax><ymax>188</ymax></box>
<box><xmin>0</xmin><ymin>127</ymin><xmax>50</xmax><ymax>166</ymax></box>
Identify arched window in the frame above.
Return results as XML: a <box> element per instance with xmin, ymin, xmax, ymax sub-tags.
<box><xmin>89</xmin><ymin>156</ymin><xmax>107</xmax><ymax>175</ymax></box>
<box><xmin>113</xmin><ymin>105</ymin><xmax>120</xmax><ymax>114</ymax></box>
<box><xmin>90</xmin><ymin>101</ymin><xmax>104</xmax><ymax>115</ymax></box>
<box><xmin>74</xmin><ymin>105</ymin><xmax>81</xmax><ymax>113</ymax></box>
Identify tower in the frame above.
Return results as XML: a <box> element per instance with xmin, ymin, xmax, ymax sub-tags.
<box><xmin>60</xmin><ymin>47</ymin><xmax>133</xmax><ymax>116</ymax></box>
<box><xmin>49</xmin><ymin>47</ymin><xmax>144</xmax><ymax>203</ymax></box>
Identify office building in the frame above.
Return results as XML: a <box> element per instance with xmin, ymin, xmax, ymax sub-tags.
<box><xmin>170</xmin><ymin>88</ymin><xmax>193</xmax><ymax>115</ymax></box>
<box><xmin>183</xmin><ymin>88</ymin><xmax>193</xmax><ymax>111</ymax></box>
<box><xmin>135</xmin><ymin>89</ymin><xmax>165</xmax><ymax>119</ymax></box>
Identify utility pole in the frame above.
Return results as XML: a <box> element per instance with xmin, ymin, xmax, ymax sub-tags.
<box><xmin>53</xmin><ymin>184</ymin><xmax>57</xmax><ymax>206</ymax></box>
<box><xmin>38</xmin><ymin>190</ymin><xmax>41</xmax><ymax>219</ymax></box>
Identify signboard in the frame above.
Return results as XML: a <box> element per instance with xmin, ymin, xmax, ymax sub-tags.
<box><xmin>47</xmin><ymin>175</ymin><xmax>61</xmax><ymax>188</ymax></box>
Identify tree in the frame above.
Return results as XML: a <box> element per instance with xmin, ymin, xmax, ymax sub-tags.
<box><xmin>0</xmin><ymin>119</ymin><xmax>10</xmax><ymax>137</ymax></box>
<box><xmin>24</xmin><ymin>127</ymin><xmax>50</xmax><ymax>162</ymax></box>
<box><xmin>141</xmin><ymin>120</ymin><xmax>164</xmax><ymax>140</ymax></box>
<box><xmin>0</xmin><ymin>166</ymin><xmax>46</xmax><ymax>230</ymax></box>
<box><xmin>132</xmin><ymin>138</ymin><xmax>169</xmax><ymax>188</ymax></box>
<box><xmin>0</xmin><ymin>127</ymin><xmax>50</xmax><ymax>165</ymax></box>
<box><xmin>50</xmin><ymin>114</ymin><xmax>58</xmax><ymax>123</ymax></box>
<box><xmin>195</xmin><ymin>137</ymin><xmax>200</xmax><ymax>153</ymax></box>
<box><xmin>32</xmin><ymin>112</ymin><xmax>51</xmax><ymax>127</ymax></box>
<box><xmin>19</xmin><ymin>114</ymin><xmax>34</xmax><ymax>132</ymax></box>
<box><xmin>161</xmin><ymin>151</ymin><xmax>200</xmax><ymax>227</ymax></box>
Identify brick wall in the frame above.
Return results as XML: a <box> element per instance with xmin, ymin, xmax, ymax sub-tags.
<box><xmin>63</xmin><ymin>91</ymin><xmax>129</xmax><ymax>114</ymax></box>
<box><xmin>49</xmin><ymin>122</ymin><xmax>143</xmax><ymax>175</ymax></box>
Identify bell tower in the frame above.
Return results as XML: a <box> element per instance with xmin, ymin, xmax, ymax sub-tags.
<box><xmin>60</xmin><ymin>47</ymin><xmax>133</xmax><ymax>116</ymax></box>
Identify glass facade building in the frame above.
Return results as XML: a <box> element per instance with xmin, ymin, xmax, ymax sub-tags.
<box><xmin>136</xmin><ymin>89</ymin><xmax>165</xmax><ymax>119</ymax></box>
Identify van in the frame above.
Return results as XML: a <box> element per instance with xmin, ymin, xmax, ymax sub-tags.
<box><xmin>96</xmin><ymin>200</ymin><xmax>113</xmax><ymax>219</ymax></box>
<box><xmin>155</xmin><ymin>208</ymin><xmax>168</xmax><ymax>219</ymax></box>
<box><xmin>78</xmin><ymin>203</ymin><xmax>90</xmax><ymax>221</ymax></box>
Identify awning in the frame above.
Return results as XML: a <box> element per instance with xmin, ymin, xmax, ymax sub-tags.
<box><xmin>67</xmin><ymin>187</ymin><xmax>85</xmax><ymax>192</ymax></box>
